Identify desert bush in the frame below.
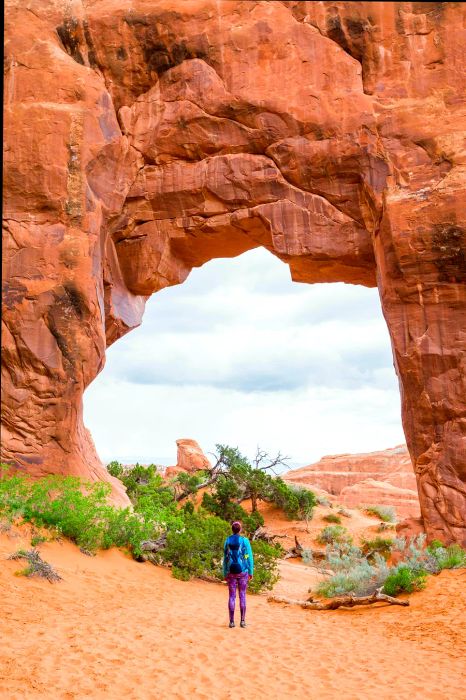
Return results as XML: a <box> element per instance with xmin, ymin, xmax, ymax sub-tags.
<box><xmin>8</xmin><ymin>548</ymin><xmax>62</xmax><ymax>582</ymax></box>
<box><xmin>364</xmin><ymin>505</ymin><xmax>396</xmax><ymax>523</ymax></box>
<box><xmin>270</xmin><ymin>481</ymin><xmax>316</xmax><ymax>521</ymax></box>
<box><xmin>382</xmin><ymin>564</ymin><xmax>427</xmax><ymax>596</ymax></box>
<box><xmin>160</xmin><ymin>512</ymin><xmax>281</xmax><ymax>593</ymax></box>
<box><xmin>248</xmin><ymin>540</ymin><xmax>282</xmax><ymax>593</ymax></box>
<box><xmin>301</xmin><ymin>548</ymin><xmax>313</xmax><ymax>565</ymax></box>
<box><xmin>360</xmin><ymin>536</ymin><xmax>394</xmax><ymax>558</ymax></box>
<box><xmin>317</xmin><ymin>525</ymin><xmax>352</xmax><ymax>546</ymax></box>
<box><xmin>427</xmin><ymin>541</ymin><xmax>466</xmax><ymax>570</ymax></box>
<box><xmin>30</xmin><ymin>533</ymin><xmax>47</xmax><ymax>547</ymax></box>
<box><xmin>324</xmin><ymin>542</ymin><xmax>366</xmax><ymax>573</ymax></box>
<box><xmin>201</xmin><ymin>489</ymin><xmax>264</xmax><ymax>536</ymax></box>
<box><xmin>377</xmin><ymin>522</ymin><xmax>396</xmax><ymax>532</ymax></box>
<box><xmin>161</xmin><ymin>512</ymin><xmax>230</xmax><ymax>581</ymax></box>
<box><xmin>317</xmin><ymin>554</ymin><xmax>389</xmax><ymax>598</ymax></box>
<box><xmin>315</xmin><ymin>530</ymin><xmax>464</xmax><ymax>600</ymax></box>
<box><xmin>323</xmin><ymin>513</ymin><xmax>341</xmax><ymax>524</ymax></box>
<box><xmin>107</xmin><ymin>460</ymin><xmax>125</xmax><ymax>479</ymax></box>
<box><xmin>0</xmin><ymin>472</ymin><xmax>156</xmax><ymax>556</ymax></box>
<box><xmin>203</xmin><ymin>445</ymin><xmax>316</xmax><ymax>522</ymax></box>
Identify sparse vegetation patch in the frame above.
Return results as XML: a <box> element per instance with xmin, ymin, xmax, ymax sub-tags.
<box><xmin>364</xmin><ymin>505</ymin><xmax>396</xmax><ymax>523</ymax></box>
<box><xmin>8</xmin><ymin>548</ymin><xmax>62</xmax><ymax>582</ymax></box>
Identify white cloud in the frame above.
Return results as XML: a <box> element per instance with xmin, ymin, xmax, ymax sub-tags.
<box><xmin>83</xmin><ymin>248</ymin><xmax>405</xmax><ymax>467</ymax></box>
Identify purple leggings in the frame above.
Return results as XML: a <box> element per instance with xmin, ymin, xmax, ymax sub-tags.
<box><xmin>226</xmin><ymin>571</ymin><xmax>249</xmax><ymax>622</ymax></box>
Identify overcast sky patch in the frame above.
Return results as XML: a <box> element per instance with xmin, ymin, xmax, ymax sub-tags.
<box><xmin>84</xmin><ymin>248</ymin><xmax>405</xmax><ymax>467</ymax></box>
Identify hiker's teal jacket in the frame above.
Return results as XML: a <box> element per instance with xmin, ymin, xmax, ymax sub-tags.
<box><xmin>223</xmin><ymin>534</ymin><xmax>254</xmax><ymax>577</ymax></box>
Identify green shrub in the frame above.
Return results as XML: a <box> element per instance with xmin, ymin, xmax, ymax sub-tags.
<box><xmin>203</xmin><ymin>445</ymin><xmax>315</xmax><ymax>522</ymax></box>
<box><xmin>0</xmin><ymin>472</ymin><xmax>156</xmax><ymax>556</ymax></box>
<box><xmin>269</xmin><ymin>480</ymin><xmax>316</xmax><ymax>521</ymax></box>
<box><xmin>365</xmin><ymin>505</ymin><xmax>396</xmax><ymax>523</ymax></box>
<box><xmin>382</xmin><ymin>564</ymin><xmax>427</xmax><ymax>596</ymax></box>
<box><xmin>427</xmin><ymin>542</ymin><xmax>466</xmax><ymax>570</ymax></box>
<box><xmin>360</xmin><ymin>536</ymin><xmax>394</xmax><ymax>558</ymax></box>
<box><xmin>301</xmin><ymin>548</ymin><xmax>313</xmax><ymax>565</ymax></box>
<box><xmin>323</xmin><ymin>513</ymin><xmax>341</xmax><ymax>524</ymax></box>
<box><xmin>161</xmin><ymin>512</ymin><xmax>230</xmax><ymax>581</ymax></box>
<box><xmin>317</xmin><ymin>554</ymin><xmax>389</xmax><ymax>598</ymax></box>
<box><xmin>30</xmin><ymin>533</ymin><xmax>47</xmax><ymax>547</ymax></box>
<box><xmin>248</xmin><ymin>540</ymin><xmax>282</xmax><ymax>594</ymax></box>
<box><xmin>107</xmin><ymin>461</ymin><xmax>125</xmax><ymax>479</ymax></box>
<box><xmin>317</xmin><ymin>525</ymin><xmax>352</xmax><ymax>546</ymax></box>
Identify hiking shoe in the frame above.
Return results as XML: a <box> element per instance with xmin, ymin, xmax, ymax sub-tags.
<box><xmin>229</xmin><ymin>621</ymin><xmax>235</xmax><ymax>628</ymax></box>
<box><xmin>240</xmin><ymin>621</ymin><xmax>246</xmax><ymax>628</ymax></box>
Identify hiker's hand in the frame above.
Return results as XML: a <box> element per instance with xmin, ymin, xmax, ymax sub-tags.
<box><xmin>248</xmin><ymin>575</ymin><xmax>253</xmax><ymax>580</ymax></box>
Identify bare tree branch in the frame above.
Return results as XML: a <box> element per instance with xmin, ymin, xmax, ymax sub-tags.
<box><xmin>268</xmin><ymin>589</ymin><xmax>409</xmax><ymax>609</ymax></box>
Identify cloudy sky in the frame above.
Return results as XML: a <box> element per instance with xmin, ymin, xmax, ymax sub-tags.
<box><xmin>83</xmin><ymin>248</ymin><xmax>405</xmax><ymax>469</ymax></box>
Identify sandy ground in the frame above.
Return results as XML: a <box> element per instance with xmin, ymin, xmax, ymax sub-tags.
<box><xmin>1</xmin><ymin>522</ymin><xmax>465</xmax><ymax>700</ymax></box>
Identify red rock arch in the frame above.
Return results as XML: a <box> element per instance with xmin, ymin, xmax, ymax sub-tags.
<box><xmin>2</xmin><ymin>1</ymin><xmax>465</xmax><ymax>544</ymax></box>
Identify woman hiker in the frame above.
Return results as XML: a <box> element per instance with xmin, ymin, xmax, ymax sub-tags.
<box><xmin>223</xmin><ymin>521</ymin><xmax>254</xmax><ymax>628</ymax></box>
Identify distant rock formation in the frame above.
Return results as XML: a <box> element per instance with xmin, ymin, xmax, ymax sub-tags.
<box><xmin>165</xmin><ymin>439</ymin><xmax>212</xmax><ymax>477</ymax></box>
<box><xmin>285</xmin><ymin>446</ymin><xmax>420</xmax><ymax>519</ymax></box>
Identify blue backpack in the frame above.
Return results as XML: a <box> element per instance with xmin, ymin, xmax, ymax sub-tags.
<box><xmin>225</xmin><ymin>535</ymin><xmax>247</xmax><ymax>574</ymax></box>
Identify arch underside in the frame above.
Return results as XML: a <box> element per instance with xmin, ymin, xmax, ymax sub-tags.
<box><xmin>2</xmin><ymin>1</ymin><xmax>465</xmax><ymax>544</ymax></box>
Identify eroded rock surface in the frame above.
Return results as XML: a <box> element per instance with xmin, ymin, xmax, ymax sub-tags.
<box><xmin>286</xmin><ymin>445</ymin><xmax>420</xmax><ymax>519</ymax></box>
<box><xmin>2</xmin><ymin>1</ymin><xmax>465</xmax><ymax>542</ymax></box>
<box><xmin>165</xmin><ymin>439</ymin><xmax>212</xmax><ymax>477</ymax></box>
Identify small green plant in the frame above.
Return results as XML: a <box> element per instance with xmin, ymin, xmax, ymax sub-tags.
<box><xmin>323</xmin><ymin>513</ymin><xmax>341</xmax><ymax>524</ymax></box>
<box><xmin>161</xmin><ymin>512</ymin><xmax>229</xmax><ymax>581</ymax></box>
<box><xmin>317</xmin><ymin>553</ymin><xmax>389</xmax><ymax>598</ymax></box>
<box><xmin>382</xmin><ymin>564</ymin><xmax>427</xmax><ymax>596</ymax></box>
<box><xmin>8</xmin><ymin>548</ymin><xmax>62</xmax><ymax>582</ymax></box>
<box><xmin>317</xmin><ymin>525</ymin><xmax>352</xmax><ymax>546</ymax></box>
<box><xmin>248</xmin><ymin>540</ymin><xmax>282</xmax><ymax>594</ymax></box>
<box><xmin>360</xmin><ymin>536</ymin><xmax>394</xmax><ymax>559</ymax></box>
<box><xmin>364</xmin><ymin>505</ymin><xmax>396</xmax><ymax>523</ymax></box>
<box><xmin>30</xmin><ymin>533</ymin><xmax>47</xmax><ymax>547</ymax></box>
<box><xmin>301</xmin><ymin>548</ymin><xmax>313</xmax><ymax>565</ymax></box>
<box><xmin>427</xmin><ymin>541</ymin><xmax>466</xmax><ymax>570</ymax></box>
<box><xmin>377</xmin><ymin>522</ymin><xmax>396</xmax><ymax>532</ymax></box>
<box><xmin>0</xmin><ymin>472</ymin><xmax>156</xmax><ymax>557</ymax></box>
<box><xmin>106</xmin><ymin>461</ymin><xmax>125</xmax><ymax>479</ymax></box>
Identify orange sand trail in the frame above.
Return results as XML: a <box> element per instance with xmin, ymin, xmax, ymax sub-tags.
<box><xmin>1</xmin><ymin>530</ymin><xmax>465</xmax><ymax>700</ymax></box>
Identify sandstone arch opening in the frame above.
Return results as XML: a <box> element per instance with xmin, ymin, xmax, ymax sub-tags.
<box><xmin>3</xmin><ymin>1</ymin><xmax>465</xmax><ymax>545</ymax></box>
<box><xmin>83</xmin><ymin>247</ymin><xmax>404</xmax><ymax>468</ymax></box>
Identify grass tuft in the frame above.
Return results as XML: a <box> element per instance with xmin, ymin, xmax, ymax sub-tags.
<box><xmin>364</xmin><ymin>505</ymin><xmax>397</xmax><ymax>523</ymax></box>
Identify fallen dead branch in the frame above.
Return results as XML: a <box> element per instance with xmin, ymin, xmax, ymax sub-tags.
<box><xmin>251</xmin><ymin>526</ymin><xmax>287</xmax><ymax>544</ymax></box>
<box><xmin>268</xmin><ymin>588</ymin><xmax>409</xmax><ymax>609</ymax></box>
<box><xmin>284</xmin><ymin>536</ymin><xmax>304</xmax><ymax>559</ymax></box>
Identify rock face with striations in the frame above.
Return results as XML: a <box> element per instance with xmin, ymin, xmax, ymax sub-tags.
<box><xmin>2</xmin><ymin>2</ymin><xmax>465</xmax><ymax>542</ymax></box>
<box><xmin>286</xmin><ymin>445</ymin><xmax>420</xmax><ymax>519</ymax></box>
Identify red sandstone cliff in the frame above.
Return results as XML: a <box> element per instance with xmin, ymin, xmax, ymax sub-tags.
<box><xmin>286</xmin><ymin>445</ymin><xmax>420</xmax><ymax>519</ymax></box>
<box><xmin>2</xmin><ymin>1</ymin><xmax>465</xmax><ymax>542</ymax></box>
